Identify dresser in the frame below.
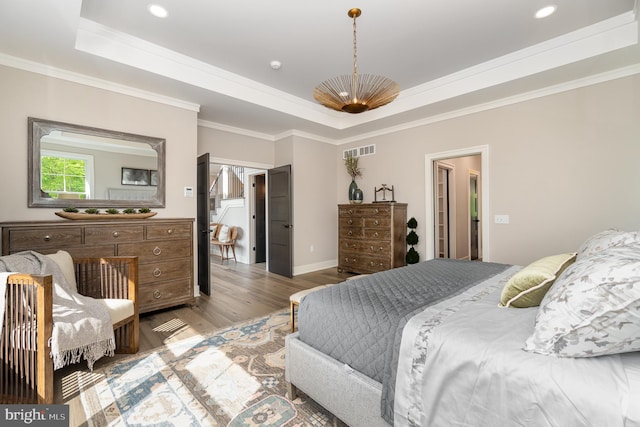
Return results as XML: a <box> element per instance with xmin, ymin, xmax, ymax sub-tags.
<box><xmin>338</xmin><ymin>203</ymin><xmax>407</xmax><ymax>274</ymax></box>
<box><xmin>1</xmin><ymin>218</ymin><xmax>195</xmax><ymax>313</ymax></box>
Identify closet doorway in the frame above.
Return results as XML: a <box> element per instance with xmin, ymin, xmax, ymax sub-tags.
<box><xmin>426</xmin><ymin>146</ymin><xmax>489</xmax><ymax>261</ymax></box>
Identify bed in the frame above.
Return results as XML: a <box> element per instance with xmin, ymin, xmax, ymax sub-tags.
<box><xmin>285</xmin><ymin>229</ymin><xmax>640</xmax><ymax>426</ymax></box>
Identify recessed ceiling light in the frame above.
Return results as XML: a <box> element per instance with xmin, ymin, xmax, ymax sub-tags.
<box><xmin>535</xmin><ymin>5</ymin><xmax>556</xmax><ymax>19</ymax></box>
<box><xmin>270</xmin><ymin>60</ymin><xmax>282</xmax><ymax>70</ymax></box>
<box><xmin>148</xmin><ymin>4</ymin><xmax>168</xmax><ymax>18</ymax></box>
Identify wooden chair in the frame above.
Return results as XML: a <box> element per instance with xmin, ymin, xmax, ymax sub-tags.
<box><xmin>211</xmin><ymin>225</ymin><xmax>237</xmax><ymax>263</ymax></box>
<box><xmin>0</xmin><ymin>256</ymin><xmax>139</xmax><ymax>404</ymax></box>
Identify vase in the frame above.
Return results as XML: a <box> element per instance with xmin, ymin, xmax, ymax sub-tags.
<box><xmin>353</xmin><ymin>188</ymin><xmax>364</xmax><ymax>204</ymax></box>
<box><xmin>348</xmin><ymin>179</ymin><xmax>358</xmax><ymax>202</ymax></box>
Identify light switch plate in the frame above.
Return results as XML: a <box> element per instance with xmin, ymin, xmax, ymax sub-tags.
<box><xmin>494</xmin><ymin>214</ymin><xmax>510</xmax><ymax>224</ymax></box>
<box><xmin>184</xmin><ymin>187</ymin><xmax>194</xmax><ymax>197</ymax></box>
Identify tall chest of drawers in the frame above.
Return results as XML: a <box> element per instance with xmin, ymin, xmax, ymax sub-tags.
<box><xmin>338</xmin><ymin>203</ymin><xmax>407</xmax><ymax>274</ymax></box>
<box><xmin>1</xmin><ymin>218</ymin><xmax>195</xmax><ymax>313</ymax></box>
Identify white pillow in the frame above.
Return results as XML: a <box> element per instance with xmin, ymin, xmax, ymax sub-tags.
<box><xmin>577</xmin><ymin>228</ymin><xmax>640</xmax><ymax>261</ymax></box>
<box><xmin>210</xmin><ymin>224</ymin><xmax>218</xmax><ymax>240</ymax></box>
<box><xmin>217</xmin><ymin>225</ymin><xmax>230</xmax><ymax>242</ymax></box>
<box><xmin>45</xmin><ymin>250</ymin><xmax>77</xmax><ymax>292</ymax></box>
<box><xmin>524</xmin><ymin>244</ymin><xmax>640</xmax><ymax>357</ymax></box>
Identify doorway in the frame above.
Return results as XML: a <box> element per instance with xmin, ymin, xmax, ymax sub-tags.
<box><xmin>425</xmin><ymin>146</ymin><xmax>489</xmax><ymax>261</ymax></box>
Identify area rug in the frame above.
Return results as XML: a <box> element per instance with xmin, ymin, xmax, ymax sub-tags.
<box><xmin>75</xmin><ymin>310</ymin><xmax>347</xmax><ymax>426</ymax></box>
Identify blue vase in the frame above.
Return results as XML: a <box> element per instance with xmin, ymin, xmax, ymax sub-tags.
<box><xmin>353</xmin><ymin>188</ymin><xmax>364</xmax><ymax>204</ymax></box>
<box><xmin>348</xmin><ymin>179</ymin><xmax>358</xmax><ymax>202</ymax></box>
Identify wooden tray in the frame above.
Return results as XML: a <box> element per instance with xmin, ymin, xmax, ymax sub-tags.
<box><xmin>55</xmin><ymin>211</ymin><xmax>157</xmax><ymax>220</ymax></box>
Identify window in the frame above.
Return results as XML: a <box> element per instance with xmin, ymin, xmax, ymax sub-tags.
<box><xmin>41</xmin><ymin>150</ymin><xmax>94</xmax><ymax>199</ymax></box>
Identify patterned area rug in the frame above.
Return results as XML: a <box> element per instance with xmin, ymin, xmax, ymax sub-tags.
<box><xmin>75</xmin><ymin>310</ymin><xmax>347</xmax><ymax>426</ymax></box>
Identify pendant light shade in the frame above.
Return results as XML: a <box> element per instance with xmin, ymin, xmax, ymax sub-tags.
<box><xmin>314</xmin><ymin>8</ymin><xmax>399</xmax><ymax>113</ymax></box>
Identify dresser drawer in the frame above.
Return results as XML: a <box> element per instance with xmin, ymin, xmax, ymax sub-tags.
<box><xmin>339</xmin><ymin>254</ymin><xmax>390</xmax><ymax>273</ymax></box>
<box><xmin>139</xmin><ymin>279</ymin><xmax>193</xmax><ymax>313</ymax></box>
<box><xmin>146</xmin><ymin>223</ymin><xmax>192</xmax><ymax>240</ymax></box>
<box><xmin>117</xmin><ymin>238</ymin><xmax>191</xmax><ymax>262</ymax></box>
<box><xmin>85</xmin><ymin>225</ymin><xmax>144</xmax><ymax>244</ymax></box>
<box><xmin>138</xmin><ymin>258</ymin><xmax>192</xmax><ymax>285</ymax></box>
<box><xmin>7</xmin><ymin>227</ymin><xmax>82</xmax><ymax>251</ymax></box>
<box><xmin>340</xmin><ymin>239</ymin><xmax>390</xmax><ymax>255</ymax></box>
<box><xmin>339</xmin><ymin>205</ymin><xmax>392</xmax><ymax>217</ymax></box>
<box><xmin>363</xmin><ymin>217</ymin><xmax>391</xmax><ymax>228</ymax></box>
<box><xmin>363</xmin><ymin>228</ymin><xmax>391</xmax><ymax>240</ymax></box>
<box><xmin>340</xmin><ymin>226</ymin><xmax>364</xmax><ymax>238</ymax></box>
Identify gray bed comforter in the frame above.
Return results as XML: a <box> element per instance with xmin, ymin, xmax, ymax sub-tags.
<box><xmin>297</xmin><ymin>258</ymin><xmax>510</xmax><ymax>423</ymax></box>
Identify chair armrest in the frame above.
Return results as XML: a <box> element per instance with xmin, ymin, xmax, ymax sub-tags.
<box><xmin>2</xmin><ymin>274</ymin><xmax>53</xmax><ymax>404</ymax></box>
<box><xmin>73</xmin><ymin>257</ymin><xmax>139</xmax><ymax>307</ymax></box>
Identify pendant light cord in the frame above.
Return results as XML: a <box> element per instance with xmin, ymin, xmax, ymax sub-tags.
<box><xmin>352</xmin><ymin>12</ymin><xmax>358</xmax><ymax>103</ymax></box>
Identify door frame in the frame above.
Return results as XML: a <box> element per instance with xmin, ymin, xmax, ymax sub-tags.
<box><xmin>468</xmin><ymin>168</ymin><xmax>481</xmax><ymax>260</ymax></box>
<box><xmin>433</xmin><ymin>160</ymin><xmax>456</xmax><ymax>259</ymax></box>
<box><xmin>425</xmin><ymin>145</ymin><xmax>490</xmax><ymax>261</ymax></box>
<box><xmin>209</xmin><ymin>157</ymin><xmax>273</xmax><ymax>267</ymax></box>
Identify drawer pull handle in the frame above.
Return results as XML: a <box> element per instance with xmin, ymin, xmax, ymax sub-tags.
<box><xmin>167</xmin><ymin>229</ymin><xmax>173</xmax><ymax>235</ymax></box>
<box><xmin>374</xmin><ymin>220</ymin><xmax>379</xmax><ymax>225</ymax></box>
<box><xmin>348</xmin><ymin>219</ymin><xmax>353</xmax><ymax>225</ymax></box>
<box><xmin>153</xmin><ymin>290</ymin><xmax>162</xmax><ymax>299</ymax></box>
<box><xmin>374</xmin><ymin>209</ymin><xmax>379</xmax><ymax>214</ymax></box>
<box><xmin>153</xmin><ymin>246</ymin><xmax>162</xmax><ymax>256</ymax></box>
<box><xmin>373</xmin><ymin>232</ymin><xmax>379</xmax><ymax>238</ymax></box>
<box><xmin>112</xmin><ymin>231</ymin><xmax>120</xmax><ymax>238</ymax></box>
<box><xmin>379</xmin><ymin>247</ymin><xmax>384</xmax><ymax>252</ymax></box>
<box><xmin>348</xmin><ymin>231</ymin><xmax>353</xmax><ymax>236</ymax></box>
<box><xmin>43</xmin><ymin>235</ymin><xmax>51</xmax><ymax>242</ymax></box>
<box><xmin>153</xmin><ymin>268</ymin><xmax>162</xmax><ymax>278</ymax></box>
<box><xmin>348</xmin><ymin>209</ymin><xmax>353</xmax><ymax>214</ymax></box>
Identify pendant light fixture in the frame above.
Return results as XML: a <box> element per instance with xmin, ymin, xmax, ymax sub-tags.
<box><xmin>314</xmin><ymin>8</ymin><xmax>399</xmax><ymax>114</ymax></box>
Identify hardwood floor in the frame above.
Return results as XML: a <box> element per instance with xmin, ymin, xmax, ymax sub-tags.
<box><xmin>137</xmin><ymin>261</ymin><xmax>353</xmax><ymax>351</ymax></box>
<box><xmin>55</xmin><ymin>259</ymin><xmax>352</xmax><ymax>413</ymax></box>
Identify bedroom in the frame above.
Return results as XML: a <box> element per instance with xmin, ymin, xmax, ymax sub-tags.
<box><xmin>1</xmin><ymin>0</ymin><xmax>640</xmax><ymax>425</ymax></box>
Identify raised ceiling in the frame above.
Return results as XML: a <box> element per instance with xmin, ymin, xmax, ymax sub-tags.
<box><xmin>0</xmin><ymin>0</ymin><xmax>638</xmax><ymax>142</ymax></box>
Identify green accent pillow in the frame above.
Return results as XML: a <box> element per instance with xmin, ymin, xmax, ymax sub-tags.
<box><xmin>500</xmin><ymin>252</ymin><xmax>577</xmax><ymax>308</ymax></box>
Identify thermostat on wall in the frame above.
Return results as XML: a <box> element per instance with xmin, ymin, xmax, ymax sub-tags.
<box><xmin>184</xmin><ymin>187</ymin><xmax>193</xmax><ymax>197</ymax></box>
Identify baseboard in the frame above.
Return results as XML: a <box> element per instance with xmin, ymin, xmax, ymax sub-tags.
<box><xmin>293</xmin><ymin>259</ymin><xmax>337</xmax><ymax>276</ymax></box>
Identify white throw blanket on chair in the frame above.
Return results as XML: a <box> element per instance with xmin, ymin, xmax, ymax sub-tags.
<box><xmin>0</xmin><ymin>251</ymin><xmax>115</xmax><ymax>370</ymax></box>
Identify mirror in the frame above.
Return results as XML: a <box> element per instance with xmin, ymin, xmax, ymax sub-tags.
<box><xmin>28</xmin><ymin>117</ymin><xmax>165</xmax><ymax>208</ymax></box>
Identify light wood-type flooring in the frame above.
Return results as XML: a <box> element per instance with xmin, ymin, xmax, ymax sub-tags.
<box><xmin>55</xmin><ymin>258</ymin><xmax>352</xmax><ymax>421</ymax></box>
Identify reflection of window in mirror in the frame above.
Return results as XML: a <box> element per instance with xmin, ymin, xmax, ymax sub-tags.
<box><xmin>40</xmin><ymin>150</ymin><xmax>94</xmax><ymax>200</ymax></box>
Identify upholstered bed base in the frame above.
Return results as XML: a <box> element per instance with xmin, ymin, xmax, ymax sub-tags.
<box><xmin>285</xmin><ymin>333</ymin><xmax>390</xmax><ymax>427</ymax></box>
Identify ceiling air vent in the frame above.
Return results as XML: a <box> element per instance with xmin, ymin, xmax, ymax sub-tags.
<box><xmin>343</xmin><ymin>144</ymin><xmax>376</xmax><ymax>159</ymax></box>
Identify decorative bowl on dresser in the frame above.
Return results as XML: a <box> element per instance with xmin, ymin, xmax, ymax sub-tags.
<box><xmin>1</xmin><ymin>218</ymin><xmax>195</xmax><ymax>313</ymax></box>
<box><xmin>338</xmin><ymin>203</ymin><xmax>407</xmax><ymax>274</ymax></box>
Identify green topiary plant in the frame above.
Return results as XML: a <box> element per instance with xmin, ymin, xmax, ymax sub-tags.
<box><xmin>138</xmin><ymin>207</ymin><xmax>151</xmax><ymax>214</ymax></box>
<box><xmin>84</xmin><ymin>208</ymin><xmax>100</xmax><ymax>214</ymax></box>
<box><xmin>122</xmin><ymin>208</ymin><xmax>137</xmax><ymax>214</ymax></box>
<box><xmin>406</xmin><ymin>217</ymin><xmax>420</xmax><ymax>264</ymax></box>
<box><xmin>106</xmin><ymin>208</ymin><xmax>120</xmax><ymax>214</ymax></box>
<box><xmin>63</xmin><ymin>207</ymin><xmax>79</xmax><ymax>213</ymax></box>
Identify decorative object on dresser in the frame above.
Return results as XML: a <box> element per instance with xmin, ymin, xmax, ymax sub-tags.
<box><xmin>1</xmin><ymin>218</ymin><xmax>194</xmax><ymax>313</ymax></box>
<box><xmin>344</xmin><ymin>152</ymin><xmax>362</xmax><ymax>204</ymax></box>
<box><xmin>406</xmin><ymin>217</ymin><xmax>420</xmax><ymax>264</ymax></box>
<box><xmin>338</xmin><ymin>203</ymin><xmax>407</xmax><ymax>274</ymax></box>
<box><xmin>373</xmin><ymin>184</ymin><xmax>395</xmax><ymax>203</ymax></box>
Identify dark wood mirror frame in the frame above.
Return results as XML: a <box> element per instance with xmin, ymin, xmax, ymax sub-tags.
<box><xmin>28</xmin><ymin>117</ymin><xmax>166</xmax><ymax>208</ymax></box>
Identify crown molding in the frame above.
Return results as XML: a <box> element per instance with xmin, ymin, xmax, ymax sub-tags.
<box><xmin>74</xmin><ymin>12</ymin><xmax>638</xmax><ymax>132</ymax></box>
<box><xmin>198</xmin><ymin>119</ymin><xmax>275</xmax><ymax>141</ymax></box>
<box><xmin>0</xmin><ymin>52</ymin><xmax>200</xmax><ymax>113</ymax></box>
